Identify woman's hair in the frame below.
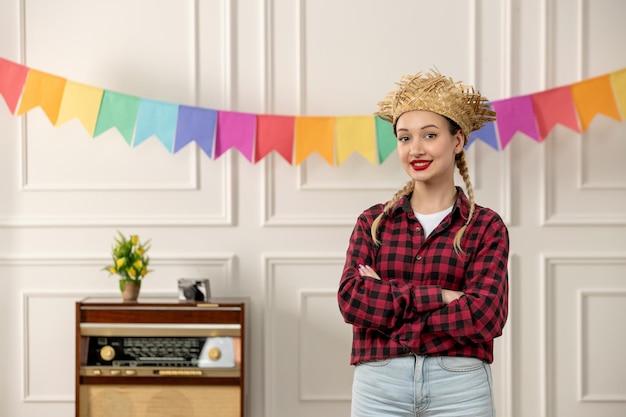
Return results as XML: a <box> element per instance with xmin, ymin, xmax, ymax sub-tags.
<box><xmin>370</xmin><ymin>117</ymin><xmax>475</xmax><ymax>254</ymax></box>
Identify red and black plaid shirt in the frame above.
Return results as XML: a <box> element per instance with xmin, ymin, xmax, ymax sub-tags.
<box><xmin>338</xmin><ymin>188</ymin><xmax>509</xmax><ymax>364</ymax></box>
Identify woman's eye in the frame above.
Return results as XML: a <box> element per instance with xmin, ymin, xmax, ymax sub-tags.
<box><xmin>398</xmin><ymin>136</ymin><xmax>409</xmax><ymax>142</ymax></box>
<box><xmin>424</xmin><ymin>133</ymin><xmax>437</xmax><ymax>140</ymax></box>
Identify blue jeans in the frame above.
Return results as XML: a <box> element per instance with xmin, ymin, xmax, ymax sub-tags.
<box><xmin>352</xmin><ymin>355</ymin><xmax>494</xmax><ymax>417</ymax></box>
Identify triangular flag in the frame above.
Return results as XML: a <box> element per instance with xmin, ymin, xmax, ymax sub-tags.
<box><xmin>55</xmin><ymin>80</ymin><xmax>104</xmax><ymax>135</ymax></box>
<box><xmin>93</xmin><ymin>91</ymin><xmax>141</xmax><ymax>145</ymax></box>
<box><xmin>571</xmin><ymin>74</ymin><xmax>621</xmax><ymax>131</ymax></box>
<box><xmin>335</xmin><ymin>116</ymin><xmax>377</xmax><ymax>165</ymax></box>
<box><xmin>492</xmin><ymin>95</ymin><xmax>540</xmax><ymax>149</ymax></box>
<box><xmin>609</xmin><ymin>68</ymin><xmax>626</xmax><ymax>120</ymax></box>
<box><xmin>467</xmin><ymin>120</ymin><xmax>499</xmax><ymax>151</ymax></box>
<box><xmin>174</xmin><ymin>105</ymin><xmax>217</xmax><ymax>157</ymax></box>
<box><xmin>255</xmin><ymin>114</ymin><xmax>295</xmax><ymax>164</ymax></box>
<box><xmin>134</xmin><ymin>99</ymin><xmax>179</xmax><ymax>152</ymax></box>
<box><xmin>374</xmin><ymin>116</ymin><xmax>396</xmax><ymax>164</ymax></box>
<box><xmin>214</xmin><ymin>111</ymin><xmax>256</xmax><ymax>162</ymax></box>
<box><xmin>17</xmin><ymin>69</ymin><xmax>67</xmax><ymax>124</ymax></box>
<box><xmin>0</xmin><ymin>58</ymin><xmax>29</xmax><ymax>114</ymax></box>
<box><xmin>294</xmin><ymin>116</ymin><xmax>335</xmax><ymax>166</ymax></box>
<box><xmin>531</xmin><ymin>86</ymin><xmax>580</xmax><ymax>139</ymax></box>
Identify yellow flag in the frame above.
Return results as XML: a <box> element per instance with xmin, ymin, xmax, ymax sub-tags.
<box><xmin>335</xmin><ymin>116</ymin><xmax>377</xmax><ymax>165</ymax></box>
<box><xmin>56</xmin><ymin>80</ymin><xmax>104</xmax><ymax>135</ymax></box>
<box><xmin>17</xmin><ymin>69</ymin><xmax>67</xmax><ymax>124</ymax></box>
<box><xmin>610</xmin><ymin>68</ymin><xmax>626</xmax><ymax>120</ymax></box>
<box><xmin>294</xmin><ymin>116</ymin><xmax>335</xmax><ymax>166</ymax></box>
<box><xmin>571</xmin><ymin>74</ymin><xmax>621</xmax><ymax>131</ymax></box>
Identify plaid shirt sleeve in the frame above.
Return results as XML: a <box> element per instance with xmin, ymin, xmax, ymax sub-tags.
<box><xmin>338</xmin><ymin>207</ymin><xmax>444</xmax><ymax>331</ymax></box>
<box><xmin>425</xmin><ymin>213</ymin><xmax>509</xmax><ymax>344</ymax></box>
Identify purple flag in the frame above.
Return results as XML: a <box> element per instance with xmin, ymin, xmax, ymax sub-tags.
<box><xmin>175</xmin><ymin>106</ymin><xmax>217</xmax><ymax>157</ymax></box>
<box><xmin>467</xmin><ymin>119</ymin><xmax>499</xmax><ymax>151</ymax></box>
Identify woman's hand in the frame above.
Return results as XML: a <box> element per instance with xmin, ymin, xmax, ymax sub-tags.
<box><xmin>358</xmin><ymin>264</ymin><xmax>381</xmax><ymax>280</ymax></box>
<box><xmin>442</xmin><ymin>289</ymin><xmax>464</xmax><ymax>305</ymax></box>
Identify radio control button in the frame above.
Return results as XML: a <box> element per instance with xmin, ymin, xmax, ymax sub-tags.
<box><xmin>92</xmin><ymin>369</ymin><xmax>102</xmax><ymax>376</ymax></box>
<box><xmin>109</xmin><ymin>369</ymin><xmax>121</xmax><ymax>375</ymax></box>
<box><xmin>124</xmin><ymin>370</ymin><xmax>136</xmax><ymax>376</ymax></box>
<box><xmin>100</xmin><ymin>346</ymin><xmax>115</xmax><ymax>361</ymax></box>
<box><xmin>208</xmin><ymin>347</ymin><xmax>222</xmax><ymax>361</ymax></box>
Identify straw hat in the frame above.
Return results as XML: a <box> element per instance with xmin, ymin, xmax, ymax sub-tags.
<box><xmin>376</xmin><ymin>69</ymin><xmax>496</xmax><ymax>143</ymax></box>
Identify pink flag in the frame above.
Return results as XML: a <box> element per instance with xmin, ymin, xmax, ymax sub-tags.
<box><xmin>215</xmin><ymin>111</ymin><xmax>256</xmax><ymax>162</ymax></box>
<box><xmin>492</xmin><ymin>95</ymin><xmax>540</xmax><ymax>149</ymax></box>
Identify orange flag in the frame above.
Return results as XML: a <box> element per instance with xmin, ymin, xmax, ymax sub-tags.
<box><xmin>55</xmin><ymin>80</ymin><xmax>104</xmax><ymax>135</ymax></box>
<box><xmin>610</xmin><ymin>68</ymin><xmax>626</xmax><ymax>119</ymax></box>
<box><xmin>335</xmin><ymin>116</ymin><xmax>377</xmax><ymax>165</ymax></box>
<box><xmin>570</xmin><ymin>74</ymin><xmax>621</xmax><ymax>131</ymax></box>
<box><xmin>294</xmin><ymin>116</ymin><xmax>335</xmax><ymax>166</ymax></box>
<box><xmin>17</xmin><ymin>69</ymin><xmax>67</xmax><ymax>124</ymax></box>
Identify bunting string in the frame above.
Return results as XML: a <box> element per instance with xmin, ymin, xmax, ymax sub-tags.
<box><xmin>1</xmin><ymin>57</ymin><xmax>625</xmax><ymax>166</ymax></box>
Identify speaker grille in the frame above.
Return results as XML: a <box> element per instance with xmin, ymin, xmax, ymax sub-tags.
<box><xmin>79</xmin><ymin>385</ymin><xmax>240</xmax><ymax>417</ymax></box>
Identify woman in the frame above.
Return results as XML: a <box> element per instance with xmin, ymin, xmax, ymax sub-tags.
<box><xmin>338</xmin><ymin>70</ymin><xmax>509</xmax><ymax>417</ymax></box>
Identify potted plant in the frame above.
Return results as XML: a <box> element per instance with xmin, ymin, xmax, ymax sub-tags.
<box><xmin>104</xmin><ymin>232</ymin><xmax>152</xmax><ymax>301</ymax></box>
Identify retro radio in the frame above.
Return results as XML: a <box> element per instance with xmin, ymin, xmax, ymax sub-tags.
<box><xmin>75</xmin><ymin>297</ymin><xmax>247</xmax><ymax>417</ymax></box>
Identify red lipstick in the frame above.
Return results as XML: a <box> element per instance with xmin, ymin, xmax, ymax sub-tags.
<box><xmin>410</xmin><ymin>159</ymin><xmax>431</xmax><ymax>171</ymax></box>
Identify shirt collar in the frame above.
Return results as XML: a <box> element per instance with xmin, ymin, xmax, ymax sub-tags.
<box><xmin>393</xmin><ymin>186</ymin><xmax>471</xmax><ymax>221</ymax></box>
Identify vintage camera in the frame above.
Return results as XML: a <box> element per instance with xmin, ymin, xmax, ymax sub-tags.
<box><xmin>178</xmin><ymin>278</ymin><xmax>211</xmax><ymax>301</ymax></box>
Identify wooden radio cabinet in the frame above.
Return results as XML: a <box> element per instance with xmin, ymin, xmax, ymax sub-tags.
<box><xmin>75</xmin><ymin>297</ymin><xmax>247</xmax><ymax>417</ymax></box>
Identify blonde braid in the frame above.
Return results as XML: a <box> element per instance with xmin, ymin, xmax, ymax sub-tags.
<box><xmin>453</xmin><ymin>151</ymin><xmax>475</xmax><ymax>254</ymax></box>
<box><xmin>371</xmin><ymin>180</ymin><xmax>415</xmax><ymax>246</ymax></box>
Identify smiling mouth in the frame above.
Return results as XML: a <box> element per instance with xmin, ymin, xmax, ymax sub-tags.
<box><xmin>410</xmin><ymin>160</ymin><xmax>431</xmax><ymax>170</ymax></box>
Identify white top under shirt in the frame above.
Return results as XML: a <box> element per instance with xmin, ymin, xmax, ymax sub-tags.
<box><xmin>414</xmin><ymin>206</ymin><xmax>453</xmax><ymax>238</ymax></box>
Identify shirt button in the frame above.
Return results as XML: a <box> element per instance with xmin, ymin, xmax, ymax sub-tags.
<box><xmin>415</xmin><ymin>255</ymin><xmax>422</xmax><ymax>261</ymax></box>
<box><xmin>415</xmin><ymin>226</ymin><xmax>421</xmax><ymax>233</ymax></box>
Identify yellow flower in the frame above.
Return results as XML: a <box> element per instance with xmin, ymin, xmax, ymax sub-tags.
<box><xmin>133</xmin><ymin>260</ymin><xmax>143</xmax><ymax>269</ymax></box>
<box><xmin>108</xmin><ymin>266</ymin><xmax>117</xmax><ymax>274</ymax></box>
<box><xmin>141</xmin><ymin>268</ymin><xmax>148</xmax><ymax>277</ymax></box>
<box><xmin>136</xmin><ymin>247</ymin><xmax>145</xmax><ymax>256</ymax></box>
<box><xmin>116</xmin><ymin>258</ymin><xmax>125</xmax><ymax>268</ymax></box>
<box><xmin>128</xmin><ymin>268</ymin><xmax>137</xmax><ymax>278</ymax></box>
<box><xmin>131</xmin><ymin>235</ymin><xmax>139</xmax><ymax>245</ymax></box>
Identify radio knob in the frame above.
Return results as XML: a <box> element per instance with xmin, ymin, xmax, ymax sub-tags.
<box><xmin>208</xmin><ymin>347</ymin><xmax>222</xmax><ymax>361</ymax></box>
<box><xmin>100</xmin><ymin>345</ymin><xmax>116</xmax><ymax>361</ymax></box>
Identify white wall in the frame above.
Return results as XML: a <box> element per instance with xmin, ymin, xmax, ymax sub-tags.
<box><xmin>0</xmin><ymin>0</ymin><xmax>625</xmax><ymax>416</ymax></box>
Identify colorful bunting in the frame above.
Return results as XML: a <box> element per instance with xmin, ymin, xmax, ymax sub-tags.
<box><xmin>94</xmin><ymin>91</ymin><xmax>141</xmax><ymax>145</ymax></box>
<box><xmin>335</xmin><ymin>116</ymin><xmax>377</xmax><ymax>166</ymax></box>
<box><xmin>56</xmin><ymin>81</ymin><xmax>104</xmax><ymax>135</ymax></box>
<box><xmin>255</xmin><ymin>114</ymin><xmax>295</xmax><ymax>163</ymax></box>
<box><xmin>571</xmin><ymin>74</ymin><xmax>622</xmax><ymax>131</ymax></box>
<box><xmin>17</xmin><ymin>69</ymin><xmax>67</xmax><ymax>124</ymax></box>
<box><xmin>531</xmin><ymin>86</ymin><xmax>579</xmax><ymax>139</ymax></box>
<box><xmin>174</xmin><ymin>105</ymin><xmax>217</xmax><ymax>157</ymax></box>
<box><xmin>134</xmin><ymin>99</ymin><xmax>179</xmax><ymax>151</ymax></box>
<box><xmin>0</xmin><ymin>57</ymin><xmax>625</xmax><ymax>166</ymax></box>
<box><xmin>468</xmin><ymin>119</ymin><xmax>499</xmax><ymax>151</ymax></box>
<box><xmin>215</xmin><ymin>111</ymin><xmax>256</xmax><ymax>162</ymax></box>
<box><xmin>492</xmin><ymin>95</ymin><xmax>540</xmax><ymax>149</ymax></box>
<box><xmin>374</xmin><ymin>116</ymin><xmax>397</xmax><ymax>164</ymax></box>
<box><xmin>0</xmin><ymin>58</ymin><xmax>29</xmax><ymax>114</ymax></box>
<box><xmin>294</xmin><ymin>116</ymin><xmax>335</xmax><ymax>166</ymax></box>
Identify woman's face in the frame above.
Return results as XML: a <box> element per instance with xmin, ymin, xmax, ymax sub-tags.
<box><xmin>395</xmin><ymin>110</ymin><xmax>464</xmax><ymax>185</ymax></box>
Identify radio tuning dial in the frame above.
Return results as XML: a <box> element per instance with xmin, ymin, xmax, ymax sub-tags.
<box><xmin>100</xmin><ymin>345</ymin><xmax>115</xmax><ymax>361</ymax></box>
<box><xmin>208</xmin><ymin>347</ymin><xmax>222</xmax><ymax>361</ymax></box>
